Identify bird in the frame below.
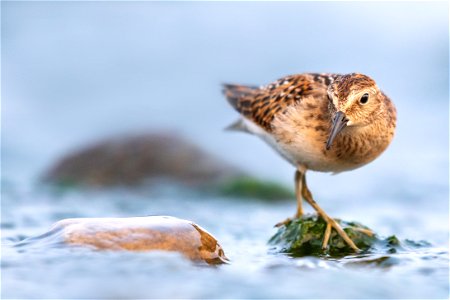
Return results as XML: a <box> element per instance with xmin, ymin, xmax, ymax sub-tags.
<box><xmin>223</xmin><ymin>73</ymin><xmax>397</xmax><ymax>252</ymax></box>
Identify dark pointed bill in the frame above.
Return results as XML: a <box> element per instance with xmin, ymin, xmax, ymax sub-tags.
<box><xmin>326</xmin><ymin>111</ymin><xmax>348</xmax><ymax>150</ymax></box>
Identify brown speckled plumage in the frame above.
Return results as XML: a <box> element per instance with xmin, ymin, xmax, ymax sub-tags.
<box><xmin>223</xmin><ymin>72</ymin><xmax>397</xmax><ymax>252</ymax></box>
<box><xmin>224</xmin><ymin>72</ymin><xmax>396</xmax><ymax>173</ymax></box>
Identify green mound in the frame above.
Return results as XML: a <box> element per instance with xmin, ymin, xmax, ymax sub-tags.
<box><xmin>44</xmin><ymin>174</ymin><xmax>294</xmax><ymax>201</ymax></box>
<box><xmin>268</xmin><ymin>214</ymin><xmax>427</xmax><ymax>257</ymax></box>
<box><xmin>217</xmin><ymin>176</ymin><xmax>294</xmax><ymax>200</ymax></box>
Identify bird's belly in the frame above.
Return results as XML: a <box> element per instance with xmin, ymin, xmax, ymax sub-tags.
<box><xmin>274</xmin><ymin>129</ymin><xmax>389</xmax><ymax>173</ymax></box>
<box><xmin>273</xmin><ymin>136</ymin><xmax>339</xmax><ymax>172</ymax></box>
<box><xmin>276</xmin><ymin>138</ymin><xmax>361</xmax><ymax>173</ymax></box>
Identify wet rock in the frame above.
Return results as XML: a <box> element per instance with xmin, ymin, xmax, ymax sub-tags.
<box><xmin>268</xmin><ymin>214</ymin><xmax>421</xmax><ymax>257</ymax></box>
<box><xmin>43</xmin><ymin>133</ymin><xmax>243</xmax><ymax>188</ymax></box>
<box><xmin>17</xmin><ymin>216</ymin><xmax>228</xmax><ymax>265</ymax></box>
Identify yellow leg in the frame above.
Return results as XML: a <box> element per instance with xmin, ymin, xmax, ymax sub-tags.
<box><xmin>300</xmin><ymin>171</ymin><xmax>360</xmax><ymax>252</ymax></box>
<box><xmin>294</xmin><ymin>169</ymin><xmax>304</xmax><ymax>218</ymax></box>
<box><xmin>322</xmin><ymin>223</ymin><xmax>332</xmax><ymax>249</ymax></box>
<box><xmin>274</xmin><ymin>169</ymin><xmax>304</xmax><ymax>227</ymax></box>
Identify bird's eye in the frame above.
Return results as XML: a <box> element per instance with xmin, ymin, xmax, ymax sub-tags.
<box><xmin>359</xmin><ymin>93</ymin><xmax>369</xmax><ymax>104</ymax></box>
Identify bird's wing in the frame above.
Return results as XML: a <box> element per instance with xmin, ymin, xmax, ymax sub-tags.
<box><xmin>223</xmin><ymin>73</ymin><xmax>333</xmax><ymax>132</ymax></box>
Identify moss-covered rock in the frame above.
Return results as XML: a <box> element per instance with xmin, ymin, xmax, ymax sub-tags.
<box><xmin>43</xmin><ymin>133</ymin><xmax>244</xmax><ymax>188</ymax></box>
<box><xmin>42</xmin><ymin>133</ymin><xmax>293</xmax><ymax>201</ymax></box>
<box><xmin>268</xmin><ymin>214</ymin><xmax>420</xmax><ymax>257</ymax></box>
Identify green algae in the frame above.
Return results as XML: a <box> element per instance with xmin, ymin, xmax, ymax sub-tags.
<box><xmin>217</xmin><ymin>176</ymin><xmax>294</xmax><ymax>200</ymax></box>
<box><xmin>44</xmin><ymin>174</ymin><xmax>294</xmax><ymax>201</ymax></box>
<box><xmin>268</xmin><ymin>214</ymin><xmax>428</xmax><ymax>257</ymax></box>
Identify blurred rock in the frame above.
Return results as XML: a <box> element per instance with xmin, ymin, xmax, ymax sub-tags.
<box><xmin>18</xmin><ymin>216</ymin><xmax>228</xmax><ymax>265</ymax></box>
<box><xmin>43</xmin><ymin>133</ymin><xmax>243</xmax><ymax>188</ymax></box>
<box><xmin>268</xmin><ymin>214</ymin><xmax>418</xmax><ymax>257</ymax></box>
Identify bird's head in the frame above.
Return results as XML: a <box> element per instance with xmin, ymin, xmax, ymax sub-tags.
<box><xmin>326</xmin><ymin>73</ymin><xmax>384</xmax><ymax>150</ymax></box>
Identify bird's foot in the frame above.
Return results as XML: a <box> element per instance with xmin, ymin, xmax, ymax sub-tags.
<box><xmin>274</xmin><ymin>210</ymin><xmax>304</xmax><ymax>227</ymax></box>
<box><xmin>321</xmin><ymin>216</ymin><xmax>360</xmax><ymax>252</ymax></box>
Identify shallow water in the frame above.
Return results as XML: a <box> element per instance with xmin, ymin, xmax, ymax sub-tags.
<box><xmin>2</xmin><ymin>1</ymin><xmax>449</xmax><ymax>298</ymax></box>
<box><xmin>2</xmin><ymin>183</ymin><xmax>449</xmax><ymax>298</ymax></box>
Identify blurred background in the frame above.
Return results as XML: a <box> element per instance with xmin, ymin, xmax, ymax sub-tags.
<box><xmin>2</xmin><ymin>1</ymin><xmax>449</xmax><ymax>298</ymax></box>
<box><xmin>3</xmin><ymin>1</ymin><xmax>448</xmax><ymax>186</ymax></box>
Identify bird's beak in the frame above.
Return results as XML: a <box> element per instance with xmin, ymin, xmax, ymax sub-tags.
<box><xmin>326</xmin><ymin>111</ymin><xmax>348</xmax><ymax>150</ymax></box>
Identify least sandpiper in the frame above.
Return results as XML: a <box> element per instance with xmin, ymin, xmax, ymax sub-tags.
<box><xmin>223</xmin><ymin>73</ymin><xmax>397</xmax><ymax>251</ymax></box>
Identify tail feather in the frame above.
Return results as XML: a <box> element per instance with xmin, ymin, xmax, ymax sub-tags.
<box><xmin>222</xmin><ymin>83</ymin><xmax>258</xmax><ymax>113</ymax></box>
<box><xmin>224</xmin><ymin>119</ymin><xmax>251</xmax><ymax>133</ymax></box>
